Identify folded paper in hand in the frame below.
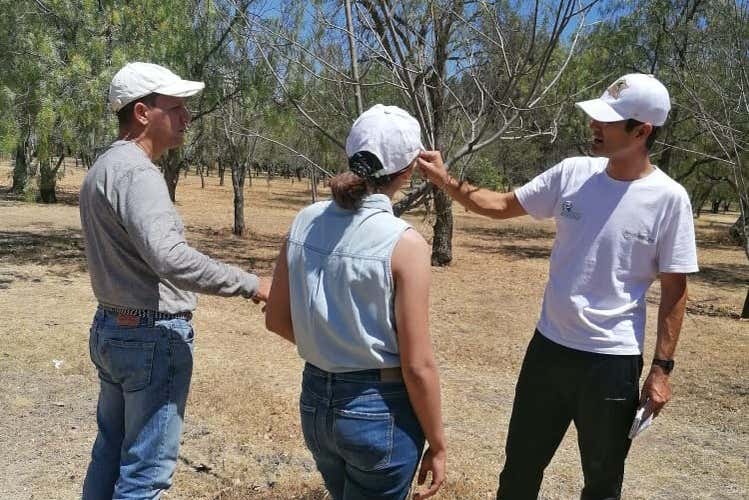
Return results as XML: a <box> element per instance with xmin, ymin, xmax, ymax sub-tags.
<box><xmin>628</xmin><ymin>401</ymin><xmax>653</xmax><ymax>439</ymax></box>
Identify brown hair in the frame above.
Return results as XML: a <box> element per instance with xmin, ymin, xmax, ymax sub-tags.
<box><xmin>329</xmin><ymin>172</ymin><xmax>371</xmax><ymax>210</ymax></box>
<box><xmin>117</xmin><ymin>93</ymin><xmax>159</xmax><ymax>128</ymax></box>
<box><xmin>625</xmin><ymin>119</ymin><xmax>660</xmax><ymax>150</ymax></box>
<box><xmin>331</xmin><ymin>151</ymin><xmax>401</xmax><ymax>210</ymax></box>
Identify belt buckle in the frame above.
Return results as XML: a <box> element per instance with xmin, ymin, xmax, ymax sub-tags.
<box><xmin>116</xmin><ymin>313</ymin><xmax>140</xmax><ymax>327</ymax></box>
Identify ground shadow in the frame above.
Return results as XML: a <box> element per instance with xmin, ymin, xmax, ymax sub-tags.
<box><xmin>457</xmin><ymin>223</ymin><xmax>555</xmax><ymax>261</ymax></box>
<box><xmin>691</xmin><ymin>263</ymin><xmax>749</xmax><ymax>289</ymax></box>
<box><xmin>693</xmin><ymin>213</ymin><xmax>745</xmax><ymax>251</ymax></box>
<box><xmin>462</xmin><ymin>241</ymin><xmax>552</xmax><ymax>260</ymax></box>
<box><xmin>0</xmin><ymin>223</ymin><xmax>283</xmax><ymax>282</ymax></box>
<box><xmin>0</xmin><ymin>187</ymin><xmax>24</xmax><ymax>203</ymax></box>
<box><xmin>53</xmin><ymin>188</ymin><xmax>80</xmax><ymax>207</ymax></box>
<box><xmin>268</xmin><ymin>190</ymin><xmax>317</xmax><ymax>210</ymax></box>
<box><xmin>458</xmin><ymin>223</ymin><xmax>556</xmax><ymax>242</ymax></box>
<box><xmin>188</xmin><ymin>226</ymin><xmax>285</xmax><ymax>272</ymax></box>
<box><xmin>0</xmin><ymin>229</ymin><xmax>86</xmax><ymax>268</ymax></box>
<box><xmin>0</xmin><ymin>186</ymin><xmax>80</xmax><ymax>206</ymax></box>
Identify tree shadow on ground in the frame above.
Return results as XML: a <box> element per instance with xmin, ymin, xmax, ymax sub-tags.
<box><xmin>0</xmin><ymin>223</ymin><xmax>283</xmax><ymax>285</ymax></box>
<box><xmin>458</xmin><ymin>223</ymin><xmax>556</xmax><ymax>242</ymax></box>
<box><xmin>695</xmin><ymin>226</ymin><xmax>743</xmax><ymax>252</ymax></box>
<box><xmin>0</xmin><ymin>186</ymin><xmax>80</xmax><ymax>206</ymax></box>
<box><xmin>187</xmin><ymin>226</ymin><xmax>285</xmax><ymax>272</ymax></box>
<box><xmin>267</xmin><ymin>190</ymin><xmax>317</xmax><ymax>210</ymax></box>
<box><xmin>0</xmin><ymin>187</ymin><xmax>22</xmax><ymax>202</ymax></box>
<box><xmin>0</xmin><ymin>229</ymin><xmax>86</xmax><ymax>268</ymax></box>
<box><xmin>54</xmin><ymin>188</ymin><xmax>80</xmax><ymax>206</ymax></box>
<box><xmin>691</xmin><ymin>263</ymin><xmax>749</xmax><ymax>289</ymax></box>
<box><xmin>462</xmin><ymin>241</ymin><xmax>552</xmax><ymax>260</ymax></box>
<box><xmin>457</xmin><ymin>223</ymin><xmax>555</xmax><ymax>261</ymax></box>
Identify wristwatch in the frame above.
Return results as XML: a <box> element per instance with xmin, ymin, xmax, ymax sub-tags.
<box><xmin>652</xmin><ymin>358</ymin><xmax>675</xmax><ymax>374</ymax></box>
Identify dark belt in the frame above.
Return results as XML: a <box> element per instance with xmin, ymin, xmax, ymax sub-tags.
<box><xmin>378</xmin><ymin>367</ymin><xmax>404</xmax><ymax>382</ymax></box>
<box><xmin>98</xmin><ymin>304</ymin><xmax>193</xmax><ymax>322</ymax></box>
<box><xmin>305</xmin><ymin>363</ymin><xmax>403</xmax><ymax>382</ymax></box>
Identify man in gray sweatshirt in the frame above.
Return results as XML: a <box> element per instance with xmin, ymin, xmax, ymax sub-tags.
<box><xmin>80</xmin><ymin>62</ymin><xmax>269</xmax><ymax>499</ymax></box>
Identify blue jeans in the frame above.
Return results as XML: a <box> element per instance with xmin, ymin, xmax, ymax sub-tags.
<box><xmin>300</xmin><ymin>363</ymin><xmax>425</xmax><ymax>500</ymax></box>
<box><xmin>82</xmin><ymin>307</ymin><xmax>194</xmax><ymax>500</ymax></box>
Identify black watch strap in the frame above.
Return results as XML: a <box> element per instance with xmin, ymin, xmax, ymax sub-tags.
<box><xmin>652</xmin><ymin>358</ymin><xmax>675</xmax><ymax>374</ymax></box>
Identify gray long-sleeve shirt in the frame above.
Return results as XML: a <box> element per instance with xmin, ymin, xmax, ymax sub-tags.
<box><xmin>80</xmin><ymin>140</ymin><xmax>259</xmax><ymax>313</ymax></box>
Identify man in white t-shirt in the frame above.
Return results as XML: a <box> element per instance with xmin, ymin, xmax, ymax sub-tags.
<box><xmin>417</xmin><ymin>74</ymin><xmax>698</xmax><ymax>499</ymax></box>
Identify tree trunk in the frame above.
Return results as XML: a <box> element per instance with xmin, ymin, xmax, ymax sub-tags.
<box><xmin>345</xmin><ymin>0</ymin><xmax>364</xmax><ymax>115</ymax></box>
<box><xmin>11</xmin><ymin>142</ymin><xmax>29</xmax><ymax>194</ymax></box>
<box><xmin>231</xmin><ymin>163</ymin><xmax>246</xmax><ymax>236</ymax></box>
<box><xmin>310</xmin><ymin>166</ymin><xmax>317</xmax><ymax>203</ymax></box>
<box><xmin>729</xmin><ymin>211</ymin><xmax>748</xmax><ymax>250</ymax></box>
<box><xmin>431</xmin><ymin>188</ymin><xmax>453</xmax><ymax>266</ymax></box>
<box><xmin>219</xmin><ymin>163</ymin><xmax>226</xmax><ymax>186</ymax></box>
<box><xmin>162</xmin><ymin>150</ymin><xmax>181</xmax><ymax>202</ymax></box>
<box><xmin>38</xmin><ymin>156</ymin><xmax>63</xmax><ymax>204</ymax></box>
<box><xmin>731</xmin><ymin>206</ymin><xmax>749</xmax><ymax>322</ymax></box>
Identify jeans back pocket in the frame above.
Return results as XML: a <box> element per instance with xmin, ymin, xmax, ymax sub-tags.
<box><xmin>102</xmin><ymin>339</ymin><xmax>156</xmax><ymax>392</ymax></box>
<box><xmin>333</xmin><ymin>408</ymin><xmax>394</xmax><ymax>471</ymax></box>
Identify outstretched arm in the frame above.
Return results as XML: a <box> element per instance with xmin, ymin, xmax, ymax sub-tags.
<box><xmin>417</xmin><ymin>150</ymin><xmax>527</xmax><ymax>220</ymax></box>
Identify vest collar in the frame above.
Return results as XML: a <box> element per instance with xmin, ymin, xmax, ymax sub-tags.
<box><xmin>360</xmin><ymin>193</ymin><xmax>394</xmax><ymax>213</ymax></box>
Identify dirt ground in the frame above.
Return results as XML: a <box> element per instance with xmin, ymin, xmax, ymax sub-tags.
<box><xmin>0</xmin><ymin>162</ymin><xmax>747</xmax><ymax>500</ymax></box>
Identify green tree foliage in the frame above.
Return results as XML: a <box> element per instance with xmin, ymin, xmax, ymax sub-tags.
<box><xmin>0</xmin><ymin>0</ymin><xmax>745</xmax><ymax>268</ymax></box>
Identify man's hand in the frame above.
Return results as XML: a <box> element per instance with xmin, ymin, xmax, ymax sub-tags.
<box><xmin>640</xmin><ymin>366</ymin><xmax>671</xmax><ymax>417</ymax></box>
<box><xmin>417</xmin><ymin>151</ymin><xmax>450</xmax><ymax>189</ymax></box>
<box><xmin>413</xmin><ymin>446</ymin><xmax>446</xmax><ymax>499</ymax></box>
<box><xmin>251</xmin><ymin>277</ymin><xmax>272</xmax><ymax>304</ymax></box>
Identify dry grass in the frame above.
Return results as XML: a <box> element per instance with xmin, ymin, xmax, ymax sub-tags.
<box><xmin>0</xmin><ymin>161</ymin><xmax>747</xmax><ymax>499</ymax></box>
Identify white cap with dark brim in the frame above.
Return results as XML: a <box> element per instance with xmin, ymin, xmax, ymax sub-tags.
<box><xmin>346</xmin><ymin>104</ymin><xmax>425</xmax><ymax>178</ymax></box>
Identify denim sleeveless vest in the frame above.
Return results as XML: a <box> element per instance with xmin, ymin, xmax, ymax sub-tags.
<box><xmin>287</xmin><ymin>194</ymin><xmax>412</xmax><ymax>372</ymax></box>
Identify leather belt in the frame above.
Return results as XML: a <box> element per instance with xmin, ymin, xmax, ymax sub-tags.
<box><xmin>98</xmin><ymin>304</ymin><xmax>193</xmax><ymax>322</ymax></box>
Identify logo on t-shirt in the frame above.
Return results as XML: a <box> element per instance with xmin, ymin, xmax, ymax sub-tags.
<box><xmin>560</xmin><ymin>200</ymin><xmax>582</xmax><ymax>220</ymax></box>
<box><xmin>623</xmin><ymin>229</ymin><xmax>655</xmax><ymax>244</ymax></box>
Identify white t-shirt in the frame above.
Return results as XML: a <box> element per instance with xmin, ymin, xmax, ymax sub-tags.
<box><xmin>515</xmin><ymin>156</ymin><xmax>699</xmax><ymax>355</ymax></box>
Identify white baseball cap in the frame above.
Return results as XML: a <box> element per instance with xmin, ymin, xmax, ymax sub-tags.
<box><xmin>576</xmin><ymin>73</ymin><xmax>670</xmax><ymax>126</ymax></box>
<box><xmin>109</xmin><ymin>62</ymin><xmax>205</xmax><ymax>112</ymax></box>
<box><xmin>345</xmin><ymin>104</ymin><xmax>425</xmax><ymax>178</ymax></box>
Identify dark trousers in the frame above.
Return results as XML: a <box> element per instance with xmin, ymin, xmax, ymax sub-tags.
<box><xmin>497</xmin><ymin>330</ymin><xmax>643</xmax><ymax>500</ymax></box>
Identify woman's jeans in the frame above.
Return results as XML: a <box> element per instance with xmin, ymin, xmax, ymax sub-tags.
<box><xmin>300</xmin><ymin>363</ymin><xmax>425</xmax><ymax>500</ymax></box>
<box><xmin>82</xmin><ymin>307</ymin><xmax>194</xmax><ymax>500</ymax></box>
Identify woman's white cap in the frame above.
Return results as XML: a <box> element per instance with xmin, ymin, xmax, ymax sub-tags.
<box><xmin>576</xmin><ymin>73</ymin><xmax>670</xmax><ymax>126</ymax></box>
<box><xmin>109</xmin><ymin>62</ymin><xmax>205</xmax><ymax>112</ymax></box>
<box><xmin>345</xmin><ymin>104</ymin><xmax>425</xmax><ymax>177</ymax></box>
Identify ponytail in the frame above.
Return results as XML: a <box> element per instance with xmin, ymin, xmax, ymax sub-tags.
<box><xmin>330</xmin><ymin>151</ymin><xmax>397</xmax><ymax>210</ymax></box>
<box><xmin>330</xmin><ymin>172</ymin><xmax>369</xmax><ymax>210</ymax></box>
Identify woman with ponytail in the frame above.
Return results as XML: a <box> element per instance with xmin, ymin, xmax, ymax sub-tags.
<box><xmin>264</xmin><ymin>104</ymin><xmax>446</xmax><ymax>499</ymax></box>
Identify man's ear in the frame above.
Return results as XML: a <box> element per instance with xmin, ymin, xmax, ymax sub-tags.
<box><xmin>133</xmin><ymin>102</ymin><xmax>150</xmax><ymax>126</ymax></box>
<box><xmin>636</xmin><ymin>122</ymin><xmax>653</xmax><ymax>141</ymax></box>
